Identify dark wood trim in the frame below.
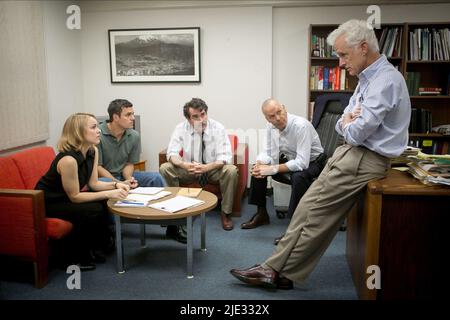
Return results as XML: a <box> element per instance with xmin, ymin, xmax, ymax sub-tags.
<box><xmin>0</xmin><ymin>188</ymin><xmax>48</xmax><ymax>288</ymax></box>
<box><xmin>347</xmin><ymin>170</ymin><xmax>450</xmax><ymax>299</ymax></box>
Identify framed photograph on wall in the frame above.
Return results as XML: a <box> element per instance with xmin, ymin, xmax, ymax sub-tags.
<box><xmin>108</xmin><ymin>27</ymin><xmax>200</xmax><ymax>83</ymax></box>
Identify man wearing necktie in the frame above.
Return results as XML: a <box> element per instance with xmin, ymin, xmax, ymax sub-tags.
<box><xmin>160</xmin><ymin>98</ymin><xmax>238</xmax><ymax>230</ymax></box>
<box><xmin>197</xmin><ymin>131</ymin><xmax>208</xmax><ymax>187</ymax></box>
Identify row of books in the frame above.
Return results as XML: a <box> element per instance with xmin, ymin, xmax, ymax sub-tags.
<box><xmin>310</xmin><ymin>66</ymin><xmax>348</xmax><ymax>90</ymax></box>
<box><xmin>409</xmin><ymin>108</ymin><xmax>432</xmax><ymax>134</ymax></box>
<box><xmin>406</xmin><ymin>72</ymin><xmax>450</xmax><ymax>96</ymax></box>
<box><xmin>379</xmin><ymin>27</ymin><xmax>403</xmax><ymax>57</ymax></box>
<box><xmin>408</xmin><ymin>137</ymin><xmax>450</xmax><ymax>155</ymax></box>
<box><xmin>311</xmin><ymin>35</ymin><xmax>335</xmax><ymax>58</ymax></box>
<box><xmin>405</xmin><ymin>72</ymin><xmax>421</xmax><ymax>96</ymax></box>
<box><xmin>418</xmin><ymin>87</ymin><xmax>442</xmax><ymax>95</ymax></box>
<box><xmin>408</xmin><ymin>28</ymin><xmax>450</xmax><ymax>61</ymax></box>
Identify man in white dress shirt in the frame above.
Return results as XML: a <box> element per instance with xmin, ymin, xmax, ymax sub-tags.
<box><xmin>160</xmin><ymin>98</ymin><xmax>238</xmax><ymax>231</ymax></box>
<box><xmin>241</xmin><ymin>99</ymin><xmax>326</xmax><ymax>239</ymax></box>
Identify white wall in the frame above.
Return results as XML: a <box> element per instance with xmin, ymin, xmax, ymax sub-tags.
<box><xmin>273</xmin><ymin>3</ymin><xmax>450</xmax><ymax>118</ymax></box>
<box><xmin>40</xmin><ymin>1</ymin><xmax>450</xmax><ymax>170</ymax></box>
<box><xmin>43</xmin><ymin>0</ymin><xmax>82</xmax><ymax>151</ymax></box>
<box><xmin>81</xmin><ymin>6</ymin><xmax>273</xmax><ymax>171</ymax></box>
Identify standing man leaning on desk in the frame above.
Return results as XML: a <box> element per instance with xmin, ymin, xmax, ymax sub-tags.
<box><xmin>160</xmin><ymin>98</ymin><xmax>238</xmax><ymax>231</ymax></box>
<box><xmin>230</xmin><ymin>19</ymin><xmax>411</xmax><ymax>290</ymax></box>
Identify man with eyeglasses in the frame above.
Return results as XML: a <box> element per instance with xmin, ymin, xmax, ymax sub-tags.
<box><xmin>241</xmin><ymin>99</ymin><xmax>326</xmax><ymax>245</ymax></box>
<box><xmin>160</xmin><ymin>98</ymin><xmax>238</xmax><ymax>231</ymax></box>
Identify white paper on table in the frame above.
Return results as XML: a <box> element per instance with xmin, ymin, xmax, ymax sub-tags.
<box><xmin>146</xmin><ymin>191</ymin><xmax>172</xmax><ymax>201</ymax></box>
<box><xmin>148</xmin><ymin>195</ymin><xmax>205</xmax><ymax>213</ymax></box>
<box><xmin>129</xmin><ymin>187</ymin><xmax>165</xmax><ymax>195</ymax></box>
<box><xmin>114</xmin><ymin>191</ymin><xmax>172</xmax><ymax>207</ymax></box>
<box><xmin>125</xmin><ymin>191</ymin><xmax>172</xmax><ymax>202</ymax></box>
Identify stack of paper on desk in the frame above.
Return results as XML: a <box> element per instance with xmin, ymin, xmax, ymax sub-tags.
<box><xmin>407</xmin><ymin>161</ymin><xmax>450</xmax><ymax>186</ymax></box>
<box><xmin>148</xmin><ymin>195</ymin><xmax>205</xmax><ymax>213</ymax></box>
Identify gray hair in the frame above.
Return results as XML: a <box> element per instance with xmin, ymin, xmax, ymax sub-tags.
<box><xmin>327</xmin><ymin>19</ymin><xmax>379</xmax><ymax>52</ymax></box>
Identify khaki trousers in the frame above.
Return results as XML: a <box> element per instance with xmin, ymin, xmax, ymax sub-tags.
<box><xmin>265</xmin><ymin>145</ymin><xmax>390</xmax><ymax>283</ymax></box>
<box><xmin>159</xmin><ymin>162</ymin><xmax>238</xmax><ymax>214</ymax></box>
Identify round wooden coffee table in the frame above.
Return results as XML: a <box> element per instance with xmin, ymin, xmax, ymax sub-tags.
<box><xmin>107</xmin><ymin>187</ymin><xmax>218</xmax><ymax>278</ymax></box>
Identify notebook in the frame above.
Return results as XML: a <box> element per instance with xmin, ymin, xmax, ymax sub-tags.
<box><xmin>148</xmin><ymin>195</ymin><xmax>205</xmax><ymax>213</ymax></box>
<box><xmin>129</xmin><ymin>187</ymin><xmax>165</xmax><ymax>195</ymax></box>
<box><xmin>114</xmin><ymin>191</ymin><xmax>172</xmax><ymax>207</ymax></box>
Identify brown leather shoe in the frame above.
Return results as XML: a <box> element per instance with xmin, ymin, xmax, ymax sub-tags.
<box><xmin>221</xmin><ymin>212</ymin><xmax>234</xmax><ymax>231</ymax></box>
<box><xmin>278</xmin><ymin>276</ymin><xmax>293</xmax><ymax>290</ymax></box>
<box><xmin>241</xmin><ymin>212</ymin><xmax>270</xmax><ymax>229</ymax></box>
<box><xmin>230</xmin><ymin>264</ymin><xmax>279</xmax><ymax>289</ymax></box>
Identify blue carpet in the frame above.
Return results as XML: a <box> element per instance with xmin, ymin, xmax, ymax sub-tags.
<box><xmin>0</xmin><ymin>196</ymin><xmax>357</xmax><ymax>300</ymax></box>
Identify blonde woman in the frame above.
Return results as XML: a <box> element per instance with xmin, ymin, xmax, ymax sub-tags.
<box><xmin>36</xmin><ymin>113</ymin><xmax>129</xmax><ymax>271</ymax></box>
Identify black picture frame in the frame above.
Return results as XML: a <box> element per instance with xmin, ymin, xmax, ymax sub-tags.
<box><xmin>108</xmin><ymin>27</ymin><xmax>201</xmax><ymax>83</ymax></box>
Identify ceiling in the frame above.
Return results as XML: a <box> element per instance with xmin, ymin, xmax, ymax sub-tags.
<box><xmin>81</xmin><ymin>0</ymin><xmax>450</xmax><ymax>12</ymax></box>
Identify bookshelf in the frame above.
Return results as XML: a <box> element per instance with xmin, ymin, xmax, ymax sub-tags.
<box><xmin>308</xmin><ymin>22</ymin><xmax>450</xmax><ymax>154</ymax></box>
<box><xmin>405</xmin><ymin>22</ymin><xmax>450</xmax><ymax>154</ymax></box>
<box><xmin>308</xmin><ymin>24</ymin><xmax>358</xmax><ymax>113</ymax></box>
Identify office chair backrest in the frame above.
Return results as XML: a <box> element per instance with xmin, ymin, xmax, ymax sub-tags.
<box><xmin>312</xmin><ymin>93</ymin><xmax>351</xmax><ymax>159</ymax></box>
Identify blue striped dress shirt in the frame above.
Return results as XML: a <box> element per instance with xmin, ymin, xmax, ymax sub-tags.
<box><xmin>335</xmin><ymin>54</ymin><xmax>411</xmax><ymax>158</ymax></box>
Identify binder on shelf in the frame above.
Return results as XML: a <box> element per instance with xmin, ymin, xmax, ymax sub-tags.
<box><xmin>409</xmin><ymin>108</ymin><xmax>432</xmax><ymax>134</ymax></box>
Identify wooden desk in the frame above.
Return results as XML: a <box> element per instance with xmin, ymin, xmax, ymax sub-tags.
<box><xmin>347</xmin><ymin>169</ymin><xmax>450</xmax><ymax>300</ymax></box>
<box><xmin>133</xmin><ymin>160</ymin><xmax>146</xmax><ymax>171</ymax></box>
<box><xmin>108</xmin><ymin>187</ymin><xmax>218</xmax><ymax>278</ymax></box>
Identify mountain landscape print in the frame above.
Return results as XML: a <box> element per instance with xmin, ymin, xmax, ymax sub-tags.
<box><xmin>109</xmin><ymin>28</ymin><xmax>200</xmax><ymax>82</ymax></box>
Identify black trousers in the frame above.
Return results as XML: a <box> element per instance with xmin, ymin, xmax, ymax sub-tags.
<box><xmin>248</xmin><ymin>154</ymin><xmax>327</xmax><ymax>218</ymax></box>
<box><xmin>45</xmin><ymin>199</ymin><xmax>111</xmax><ymax>262</ymax></box>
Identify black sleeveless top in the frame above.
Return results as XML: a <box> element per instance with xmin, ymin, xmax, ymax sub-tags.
<box><xmin>35</xmin><ymin>148</ymin><xmax>95</xmax><ymax>202</ymax></box>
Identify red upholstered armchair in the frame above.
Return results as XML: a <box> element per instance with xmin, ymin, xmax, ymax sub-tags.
<box><xmin>0</xmin><ymin>147</ymin><xmax>73</xmax><ymax>288</ymax></box>
<box><xmin>159</xmin><ymin>135</ymin><xmax>248</xmax><ymax>216</ymax></box>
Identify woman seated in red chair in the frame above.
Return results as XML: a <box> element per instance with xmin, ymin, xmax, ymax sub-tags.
<box><xmin>35</xmin><ymin>113</ymin><xmax>129</xmax><ymax>271</ymax></box>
